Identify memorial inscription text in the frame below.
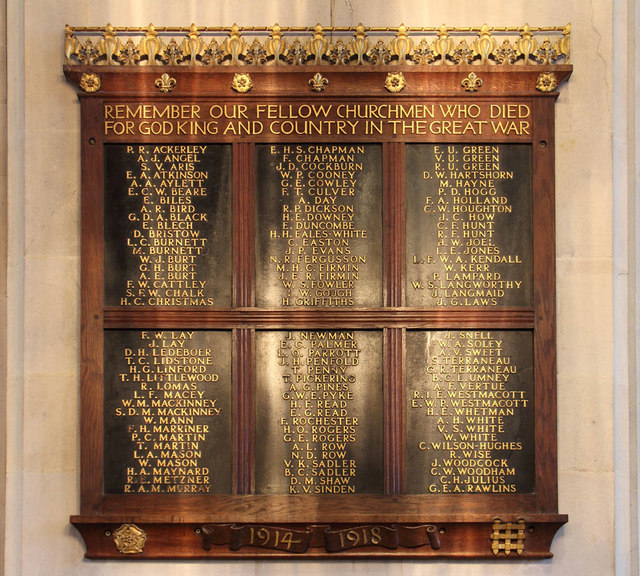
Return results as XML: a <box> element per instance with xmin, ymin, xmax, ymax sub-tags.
<box><xmin>104</xmin><ymin>144</ymin><xmax>232</xmax><ymax>307</ymax></box>
<box><xmin>406</xmin><ymin>330</ymin><xmax>534</xmax><ymax>494</ymax></box>
<box><xmin>104</xmin><ymin>330</ymin><xmax>232</xmax><ymax>494</ymax></box>
<box><xmin>256</xmin><ymin>144</ymin><xmax>382</xmax><ymax>307</ymax></box>
<box><xmin>406</xmin><ymin>144</ymin><xmax>532</xmax><ymax>307</ymax></box>
<box><xmin>255</xmin><ymin>331</ymin><xmax>383</xmax><ymax>494</ymax></box>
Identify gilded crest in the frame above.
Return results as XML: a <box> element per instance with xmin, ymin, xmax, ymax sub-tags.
<box><xmin>536</xmin><ymin>72</ymin><xmax>557</xmax><ymax>92</ymax></box>
<box><xmin>385</xmin><ymin>72</ymin><xmax>406</xmax><ymax>93</ymax></box>
<box><xmin>113</xmin><ymin>523</ymin><xmax>147</xmax><ymax>554</ymax></box>
<box><xmin>79</xmin><ymin>72</ymin><xmax>101</xmax><ymax>93</ymax></box>
<box><xmin>154</xmin><ymin>73</ymin><xmax>176</xmax><ymax>93</ymax></box>
<box><xmin>231</xmin><ymin>73</ymin><xmax>253</xmax><ymax>93</ymax></box>
<box><xmin>308</xmin><ymin>73</ymin><xmax>329</xmax><ymax>92</ymax></box>
<box><xmin>461</xmin><ymin>72</ymin><xmax>483</xmax><ymax>92</ymax></box>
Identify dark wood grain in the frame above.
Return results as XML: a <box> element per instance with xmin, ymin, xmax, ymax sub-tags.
<box><xmin>69</xmin><ymin>62</ymin><xmax>570</xmax><ymax>558</ymax></box>
<box><xmin>103</xmin><ymin>307</ymin><xmax>535</xmax><ymax>328</ymax></box>
<box><xmin>80</xmin><ymin>97</ymin><xmax>105</xmax><ymax>513</ymax></box>
<box><xmin>532</xmin><ymin>97</ymin><xmax>559</xmax><ymax>512</ymax></box>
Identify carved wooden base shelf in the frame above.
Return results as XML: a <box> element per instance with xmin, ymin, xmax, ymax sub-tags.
<box><xmin>72</xmin><ymin>515</ymin><xmax>567</xmax><ymax>559</ymax></box>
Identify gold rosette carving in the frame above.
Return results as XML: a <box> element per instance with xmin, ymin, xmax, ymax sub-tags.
<box><xmin>231</xmin><ymin>72</ymin><xmax>253</xmax><ymax>93</ymax></box>
<box><xmin>112</xmin><ymin>524</ymin><xmax>147</xmax><ymax>554</ymax></box>
<box><xmin>385</xmin><ymin>72</ymin><xmax>406</xmax><ymax>92</ymax></box>
<box><xmin>79</xmin><ymin>72</ymin><xmax>101</xmax><ymax>93</ymax></box>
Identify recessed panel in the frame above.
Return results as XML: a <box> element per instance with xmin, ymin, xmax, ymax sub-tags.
<box><xmin>104</xmin><ymin>330</ymin><xmax>232</xmax><ymax>494</ymax></box>
<box><xmin>255</xmin><ymin>330</ymin><xmax>384</xmax><ymax>494</ymax></box>
<box><xmin>406</xmin><ymin>330</ymin><xmax>534</xmax><ymax>494</ymax></box>
<box><xmin>255</xmin><ymin>144</ymin><xmax>383</xmax><ymax>308</ymax></box>
<box><xmin>406</xmin><ymin>144</ymin><xmax>532</xmax><ymax>307</ymax></box>
<box><xmin>104</xmin><ymin>144</ymin><xmax>232</xmax><ymax>307</ymax></box>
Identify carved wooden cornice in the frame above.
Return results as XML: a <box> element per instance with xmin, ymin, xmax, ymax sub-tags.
<box><xmin>64</xmin><ymin>23</ymin><xmax>571</xmax><ymax>67</ymax></box>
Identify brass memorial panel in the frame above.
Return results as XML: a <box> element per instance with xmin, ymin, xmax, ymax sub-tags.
<box><xmin>104</xmin><ymin>330</ymin><xmax>232</xmax><ymax>494</ymax></box>
<box><xmin>255</xmin><ymin>330</ymin><xmax>384</xmax><ymax>494</ymax></box>
<box><xmin>406</xmin><ymin>330</ymin><xmax>534</xmax><ymax>494</ymax></box>
<box><xmin>255</xmin><ymin>144</ymin><xmax>383</xmax><ymax>308</ymax></box>
<box><xmin>406</xmin><ymin>144</ymin><xmax>532</xmax><ymax>307</ymax></box>
<box><xmin>104</xmin><ymin>144</ymin><xmax>232</xmax><ymax>307</ymax></box>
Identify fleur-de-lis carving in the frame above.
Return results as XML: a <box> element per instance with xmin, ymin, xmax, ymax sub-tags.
<box><xmin>202</xmin><ymin>39</ymin><xmax>225</xmax><ymax>66</ymax></box>
<box><xmin>245</xmin><ymin>39</ymin><xmax>268</xmax><ymax>65</ymax></box>
<box><xmin>494</xmin><ymin>39</ymin><xmax>517</xmax><ymax>65</ymax></box>
<box><xmin>328</xmin><ymin>40</ymin><xmax>351</xmax><ymax>65</ymax></box>
<box><xmin>452</xmin><ymin>39</ymin><xmax>474</xmax><ymax>65</ymax></box>
<box><xmin>461</xmin><ymin>72</ymin><xmax>483</xmax><ymax>92</ymax></box>
<box><xmin>155</xmin><ymin>73</ymin><xmax>177</xmax><ymax>92</ymax></box>
<box><xmin>286</xmin><ymin>39</ymin><xmax>308</xmax><ymax>65</ymax></box>
<box><xmin>411</xmin><ymin>39</ymin><xmax>436</xmax><ymax>65</ymax></box>
<box><xmin>368</xmin><ymin>39</ymin><xmax>391</xmax><ymax>65</ymax></box>
<box><xmin>117</xmin><ymin>39</ymin><xmax>141</xmax><ymax>65</ymax></box>
<box><xmin>161</xmin><ymin>39</ymin><xmax>184</xmax><ymax>66</ymax></box>
<box><xmin>77</xmin><ymin>39</ymin><xmax>100</xmax><ymax>65</ymax></box>
<box><xmin>308</xmin><ymin>72</ymin><xmax>329</xmax><ymax>92</ymax></box>
<box><xmin>534</xmin><ymin>37</ymin><xmax>558</xmax><ymax>64</ymax></box>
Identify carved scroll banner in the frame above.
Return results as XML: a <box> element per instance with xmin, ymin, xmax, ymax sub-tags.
<box><xmin>66</xmin><ymin>22</ymin><xmax>570</xmax><ymax>559</ymax></box>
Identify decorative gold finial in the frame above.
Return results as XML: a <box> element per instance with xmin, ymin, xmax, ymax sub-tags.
<box><xmin>559</xmin><ymin>23</ymin><xmax>571</xmax><ymax>62</ymax></box>
<box><xmin>517</xmin><ymin>24</ymin><xmax>537</xmax><ymax>62</ymax></box>
<box><xmin>391</xmin><ymin>24</ymin><xmax>413</xmax><ymax>62</ymax></box>
<box><xmin>475</xmin><ymin>24</ymin><xmax>495</xmax><ymax>64</ymax></box>
<box><xmin>268</xmin><ymin>23</ymin><xmax>286</xmax><ymax>64</ymax></box>
<box><xmin>182</xmin><ymin>23</ymin><xmax>204</xmax><ymax>65</ymax></box>
<box><xmin>309</xmin><ymin>23</ymin><xmax>329</xmax><ymax>65</ymax></box>
<box><xmin>226</xmin><ymin>24</ymin><xmax>245</xmax><ymax>65</ymax></box>
<box><xmin>140</xmin><ymin>23</ymin><xmax>163</xmax><ymax>65</ymax></box>
<box><xmin>350</xmin><ymin>24</ymin><xmax>369</xmax><ymax>65</ymax></box>
<box><xmin>435</xmin><ymin>25</ymin><xmax>454</xmax><ymax>64</ymax></box>
<box><xmin>100</xmin><ymin>24</ymin><xmax>119</xmax><ymax>65</ymax></box>
<box><xmin>64</xmin><ymin>25</ymin><xmax>78</xmax><ymax>63</ymax></box>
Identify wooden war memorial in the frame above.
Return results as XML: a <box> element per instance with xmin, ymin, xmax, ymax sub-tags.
<box><xmin>64</xmin><ymin>22</ymin><xmax>572</xmax><ymax>558</ymax></box>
